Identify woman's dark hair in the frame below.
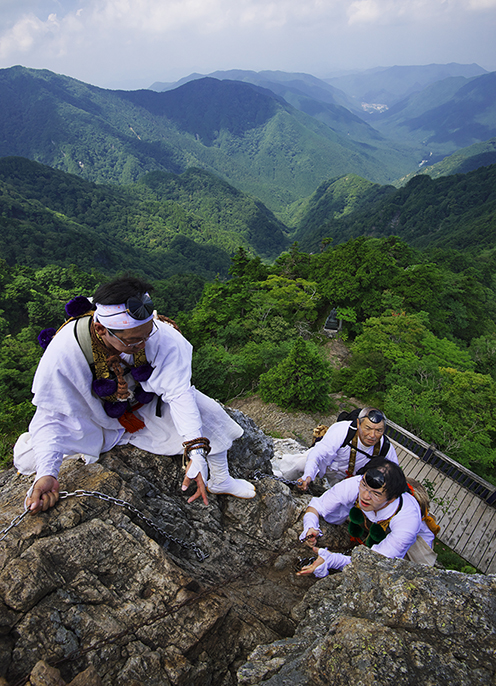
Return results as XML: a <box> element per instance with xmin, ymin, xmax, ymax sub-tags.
<box><xmin>93</xmin><ymin>275</ymin><xmax>154</xmax><ymax>306</ymax></box>
<box><xmin>357</xmin><ymin>457</ymin><xmax>407</xmax><ymax>500</ymax></box>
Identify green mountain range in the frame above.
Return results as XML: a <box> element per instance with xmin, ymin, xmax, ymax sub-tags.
<box><xmin>370</xmin><ymin>72</ymin><xmax>496</xmax><ymax>161</ymax></box>
<box><xmin>2</xmin><ymin>152</ymin><xmax>495</xmax><ymax>285</ymax></box>
<box><xmin>0</xmin><ymin>157</ymin><xmax>289</xmax><ymax>279</ymax></box>
<box><xmin>1</xmin><ymin>64</ymin><xmax>496</xmax><ymax>282</ymax></box>
<box><xmin>294</xmin><ymin>163</ymin><xmax>496</xmax><ymax>253</ymax></box>
<box><xmin>2</xmin><ymin>65</ymin><xmax>496</xmax><ymax>219</ymax></box>
<box><xmin>397</xmin><ymin>139</ymin><xmax>496</xmax><ymax>184</ymax></box>
<box><xmin>0</xmin><ymin>66</ymin><xmax>416</xmax><ymax>211</ymax></box>
<box><xmin>325</xmin><ymin>63</ymin><xmax>488</xmax><ymax>107</ymax></box>
<box><xmin>150</xmin><ymin>65</ymin><xmax>496</xmax><ymax>170</ymax></box>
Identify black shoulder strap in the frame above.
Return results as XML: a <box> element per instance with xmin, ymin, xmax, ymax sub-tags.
<box><xmin>340</xmin><ymin>420</ymin><xmax>358</xmax><ymax>449</ymax></box>
<box><xmin>384</xmin><ymin>494</ymin><xmax>403</xmax><ymax>534</ymax></box>
<box><xmin>379</xmin><ymin>434</ymin><xmax>391</xmax><ymax>457</ymax></box>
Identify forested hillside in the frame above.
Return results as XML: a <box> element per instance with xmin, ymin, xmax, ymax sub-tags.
<box><xmin>398</xmin><ymin>138</ymin><xmax>496</xmax><ymax>183</ymax></box>
<box><xmin>179</xmin><ymin>240</ymin><xmax>496</xmax><ymax>484</ymax></box>
<box><xmin>2</xmin><ymin>237</ymin><xmax>496</xmax><ymax>486</ymax></box>
<box><xmin>3</xmin><ymin>155</ymin><xmax>494</xmax><ymax>282</ymax></box>
<box><xmin>0</xmin><ymin>157</ymin><xmax>288</xmax><ymax>278</ymax></box>
<box><xmin>369</xmin><ymin>71</ymin><xmax>496</xmax><ymax>161</ymax></box>
<box><xmin>0</xmin><ymin>66</ymin><xmax>415</xmax><ymax>211</ymax></box>
<box><xmin>295</xmin><ymin>163</ymin><xmax>496</xmax><ymax>252</ymax></box>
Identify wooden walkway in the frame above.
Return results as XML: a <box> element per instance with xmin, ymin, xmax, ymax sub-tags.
<box><xmin>391</xmin><ymin>436</ymin><xmax>496</xmax><ymax>574</ymax></box>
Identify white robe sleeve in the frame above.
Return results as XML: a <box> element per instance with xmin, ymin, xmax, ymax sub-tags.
<box><xmin>302</xmin><ymin>422</ymin><xmax>351</xmax><ymax>481</ymax></box>
<box><xmin>308</xmin><ymin>476</ymin><xmax>361</xmax><ymax>525</ymax></box>
<box><xmin>27</xmin><ymin>322</ymin><xmax>125</xmax><ymax>480</ymax></box>
<box><xmin>370</xmin><ymin>494</ymin><xmax>422</xmax><ymax>559</ymax></box>
<box><xmin>141</xmin><ymin>322</ymin><xmax>203</xmax><ymax>440</ymax></box>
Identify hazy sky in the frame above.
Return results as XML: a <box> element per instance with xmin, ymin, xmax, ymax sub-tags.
<box><xmin>0</xmin><ymin>1</ymin><xmax>495</xmax><ymax>90</ymax></box>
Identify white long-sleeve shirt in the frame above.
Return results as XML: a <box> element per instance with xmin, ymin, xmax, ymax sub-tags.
<box><xmin>303</xmin><ymin>476</ymin><xmax>423</xmax><ymax>571</ymax></box>
<box><xmin>302</xmin><ymin>420</ymin><xmax>399</xmax><ymax>481</ymax></box>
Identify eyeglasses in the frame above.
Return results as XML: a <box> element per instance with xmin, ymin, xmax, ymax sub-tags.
<box><xmin>107</xmin><ymin>321</ymin><xmax>158</xmax><ymax>348</ymax></box>
<box><xmin>359</xmin><ymin>470</ymin><xmax>387</xmax><ymax>501</ymax></box>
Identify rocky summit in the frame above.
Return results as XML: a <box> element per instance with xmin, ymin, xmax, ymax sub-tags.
<box><xmin>0</xmin><ymin>408</ymin><xmax>495</xmax><ymax>685</ymax></box>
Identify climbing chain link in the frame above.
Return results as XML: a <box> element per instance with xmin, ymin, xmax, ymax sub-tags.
<box><xmin>250</xmin><ymin>469</ymin><xmax>301</xmax><ymax>487</ymax></box>
<box><xmin>59</xmin><ymin>490</ymin><xmax>209</xmax><ymax>561</ymax></box>
<box><xmin>1</xmin><ymin>489</ymin><xmax>209</xmax><ymax>562</ymax></box>
<box><xmin>0</xmin><ymin>508</ymin><xmax>30</xmax><ymax>542</ymax></box>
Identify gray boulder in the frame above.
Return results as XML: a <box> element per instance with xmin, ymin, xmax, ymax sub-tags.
<box><xmin>238</xmin><ymin>546</ymin><xmax>496</xmax><ymax>685</ymax></box>
<box><xmin>1</xmin><ymin>408</ymin><xmax>495</xmax><ymax>685</ymax></box>
<box><xmin>0</xmin><ymin>409</ymin><xmax>315</xmax><ymax>685</ymax></box>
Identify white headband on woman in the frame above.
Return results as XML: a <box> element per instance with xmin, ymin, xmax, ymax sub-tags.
<box><xmin>94</xmin><ymin>302</ymin><xmax>154</xmax><ymax>330</ymax></box>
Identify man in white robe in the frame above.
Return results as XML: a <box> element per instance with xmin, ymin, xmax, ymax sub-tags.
<box><xmin>296</xmin><ymin>408</ymin><xmax>399</xmax><ymax>489</ymax></box>
<box><xmin>14</xmin><ymin>276</ymin><xmax>255</xmax><ymax>513</ymax></box>
<box><xmin>297</xmin><ymin>458</ymin><xmax>435</xmax><ymax>576</ymax></box>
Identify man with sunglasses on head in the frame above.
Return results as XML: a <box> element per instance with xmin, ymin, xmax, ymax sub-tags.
<box><xmin>15</xmin><ymin>276</ymin><xmax>255</xmax><ymax>514</ymax></box>
<box><xmin>296</xmin><ymin>407</ymin><xmax>398</xmax><ymax>491</ymax></box>
<box><xmin>297</xmin><ymin>458</ymin><xmax>434</xmax><ymax>577</ymax></box>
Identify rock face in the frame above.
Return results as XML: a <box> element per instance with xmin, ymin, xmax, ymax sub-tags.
<box><xmin>0</xmin><ymin>410</ymin><xmax>317</xmax><ymax>685</ymax></box>
<box><xmin>0</xmin><ymin>408</ymin><xmax>495</xmax><ymax>685</ymax></box>
<box><xmin>238</xmin><ymin>547</ymin><xmax>496</xmax><ymax>686</ymax></box>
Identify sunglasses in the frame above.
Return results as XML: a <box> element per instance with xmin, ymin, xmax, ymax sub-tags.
<box><xmin>101</xmin><ymin>294</ymin><xmax>154</xmax><ymax>321</ymax></box>
<box><xmin>364</xmin><ymin>409</ymin><xmax>385</xmax><ymax>424</ymax></box>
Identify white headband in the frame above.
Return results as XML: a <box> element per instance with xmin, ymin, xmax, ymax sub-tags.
<box><xmin>94</xmin><ymin>302</ymin><xmax>154</xmax><ymax>330</ymax></box>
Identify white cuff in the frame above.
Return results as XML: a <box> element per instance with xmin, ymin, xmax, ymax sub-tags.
<box><xmin>186</xmin><ymin>449</ymin><xmax>208</xmax><ymax>484</ymax></box>
<box><xmin>300</xmin><ymin>511</ymin><xmax>322</xmax><ymax>541</ymax></box>
<box><xmin>313</xmin><ymin>558</ymin><xmax>330</xmax><ymax>578</ymax></box>
<box><xmin>317</xmin><ymin>548</ymin><xmax>351</xmax><ymax>573</ymax></box>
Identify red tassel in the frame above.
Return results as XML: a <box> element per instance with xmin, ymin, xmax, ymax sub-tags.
<box><xmin>349</xmin><ymin>536</ymin><xmax>365</xmax><ymax>545</ymax></box>
<box><xmin>118</xmin><ymin>405</ymin><xmax>145</xmax><ymax>433</ymax></box>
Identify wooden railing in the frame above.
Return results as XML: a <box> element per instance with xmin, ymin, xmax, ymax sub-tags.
<box><xmin>386</xmin><ymin>419</ymin><xmax>496</xmax><ymax>506</ymax></box>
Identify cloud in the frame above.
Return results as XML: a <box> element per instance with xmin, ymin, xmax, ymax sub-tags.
<box><xmin>0</xmin><ymin>0</ymin><xmax>338</xmax><ymax>64</ymax></box>
<box><xmin>469</xmin><ymin>0</ymin><xmax>496</xmax><ymax>8</ymax></box>
<box><xmin>0</xmin><ymin>14</ymin><xmax>54</xmax><ymax>58</ymax></box>
<box><xmin>0</xmin><ymin>0</ymin><xmax>494</xmax><ymax>87</ymax></box>
<box><xmin>346</xmin><ymin>0</ymin><xmax>496</xmax><ymax>25</ymax></box>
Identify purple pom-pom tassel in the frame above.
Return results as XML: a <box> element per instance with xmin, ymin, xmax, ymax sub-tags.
<box><xmin>93</xmin><ymin>378</ymin><xmax>118</xmax><ymax>397</ymax></box>
<box><xmin>131</xmin><ymin>363</ymin><xmax>153</xmax><ymax>382</ymax></box>
<box><xmin>65</xmin><ymin>296</ymin><xmax>93</xmax><ymax>318</ymax></box>
<box><xmin>38</xmin><ymin>328</ymin><xmax>56</xmax><ymax>350</ymax></box>
<box><xmin>104</xmin><ymin>401</ymin><xmax>128</xmax><ymax>418</ymax></box>
<box><xmin>134</xmin><ymin>386</ymin><xmax>155</xmax><ymax>404</ymax></box>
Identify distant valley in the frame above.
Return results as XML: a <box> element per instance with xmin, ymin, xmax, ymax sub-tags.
<box><xmin>0</xmin><ymin>63</ymin><xmax>495</xmax><ymax>282</ymax></box>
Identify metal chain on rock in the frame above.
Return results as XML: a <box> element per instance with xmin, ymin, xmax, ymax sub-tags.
<box><xmin>0</xmin><ymin>508</ymin><xmax>30</xmax><ymax>542</ymax></box>
<box><xmin>1</xmin><ymin>472</ymin><xmax>302</xmax><ymax>545</ymax></box>
<box><xmin>4</xmin><ymin>484</ymin><xmax>348</xmax><ymax>686</ymax></box>
<box><xmin>250</xmin><ymin>469</ymin><xmax>302</xmax><ymax>487</ymax></box>
<box><xmin>58</xmin><ymin>490</ymin><xmax>209</xmax><ymax>561</ymax></box>
<box><xmin>0</xmin><ymin>489</ymin><xmax>208</xmax><ymax>562</ymax></box>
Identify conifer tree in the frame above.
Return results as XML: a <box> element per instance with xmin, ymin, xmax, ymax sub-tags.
<box><xmin>258</xmin><ymin>337</ymin><xmax>331</xmax><ymax>411</ymax></box>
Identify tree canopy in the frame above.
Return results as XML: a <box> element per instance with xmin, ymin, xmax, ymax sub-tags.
<box><xmin>2</xmin><ymin>235</ymin><xmax>496</xmax><ymax>483</ymax></box>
